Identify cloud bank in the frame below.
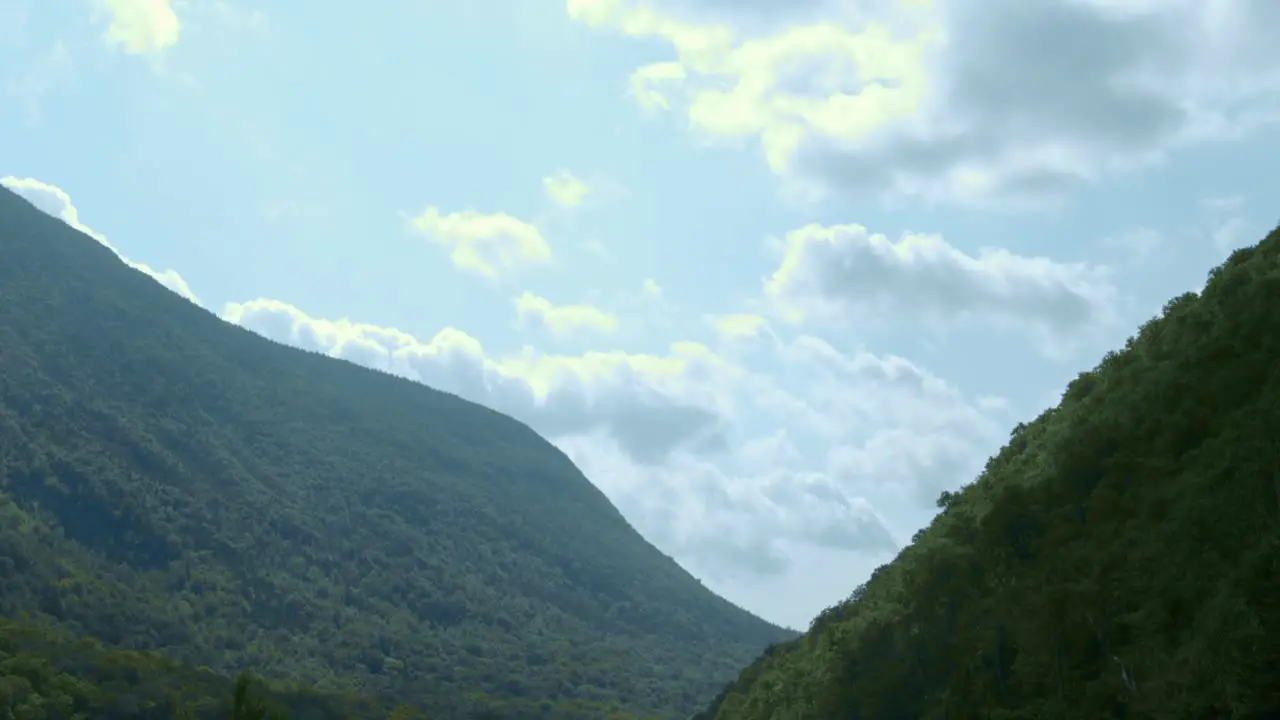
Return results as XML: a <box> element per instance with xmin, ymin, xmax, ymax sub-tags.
<box><xmin>570</xmin><ymin>0</ymin><xmax>1280</xmax><ymax>203</ymax></box>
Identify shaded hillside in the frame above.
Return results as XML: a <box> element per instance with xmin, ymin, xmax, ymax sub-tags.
<box><xmin>0</xmin><ymin>185</ymin><xmax>794</xmax><ymax>719</ymax></box>
<box><xmin>695</xmin><ymin>226</ymin><xmax>1280</xmax><ymax>720</ymax></box>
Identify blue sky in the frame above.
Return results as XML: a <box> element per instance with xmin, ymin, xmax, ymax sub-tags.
<box><xmin>3</xmin><ymin>0</ymin><xmax>1278</xmax><ymax>630</ymax></box>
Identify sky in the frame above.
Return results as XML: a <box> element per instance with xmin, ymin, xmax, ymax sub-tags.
<box><xmin>2</xmin><ymin>0</ymin><xmax>1278</xmax><ymax>631</ymax></box>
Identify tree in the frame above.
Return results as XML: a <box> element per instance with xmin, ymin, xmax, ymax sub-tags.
<box><xmin>230</xmin><ymin>672</ymin><xmax>289</xmax><ymax>720</ymax></box>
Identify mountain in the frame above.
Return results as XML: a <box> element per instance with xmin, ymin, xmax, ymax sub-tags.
<box><xmin>0</xmin><ymin>185</ymin><xmax>795</xmax><ymax>719</ymax></box>
<box><xmin>693</xmin><ymin>227</ymin><xmax>1280</xmax><ymax>719</ymax></box>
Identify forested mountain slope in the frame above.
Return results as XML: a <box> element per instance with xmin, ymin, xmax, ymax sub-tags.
<box><xmin>695</xmin><ymin>225</ymin><xmax>1280</xmax><ymax>720</ymax></box>
<box><xmin>0</xmin><ymin>185</ymin><xmax>794</xmax><ymax>720</ymax></box>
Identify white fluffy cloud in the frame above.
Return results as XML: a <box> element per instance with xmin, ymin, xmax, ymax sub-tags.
<box><xmin>570</xmin><ymin>0</ymin><xmax>1280</xmax><ymax>203</ymax></box>
<box><xmin>781</xmin><ymin>334</ymin><xmax>1004</xmax><ymax>504</ymax></box>
<box><xmin>764</xmin><ymin>221</ymin><xmax>1116</xmax><ymax>342</ymax></box>
<box><xmin>409</xmin><ymin>206</ymin><xmax>552</xmax><ymax>279</ymax></box>
<box><xmin>222</xmin><ymin>297</ymin><xmax>728</xmax><ymax>464</ymax></box>
<box><xmin>515</xmin><ymin>291</ymin><xmax>620</xmax><ymax>336</ymax></box>
<box><xmin>558</xmin><ymin>431</ymin><xmax>898</xmax><ymax>581</ymax></box>
<box><xmin>1</xmin><ymin>176</ymin><xmax>199</xmax><ymax>302</ymax></box>
<box><xmin>707</xmin><ymin>313</ymin><xmax>770</xmax><ymax>343</ymax></box>
<box><xmin>542</xmin><ymin>170</ymin><xmax>591</xmax><ymax>208</ymax></box>
<box><xmin>100</xmin><ymin>0</ymin><xmax>181</xmax><ymax>55</ymax></box>
<box><xmin>628</xmin><ymin>61</ymin><xmax>686</xmax><ymax>110</ymax></box>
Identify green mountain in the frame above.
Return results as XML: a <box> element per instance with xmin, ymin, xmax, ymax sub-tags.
<box><xmin>694</xmin><ymin>227</ymin><xmax>1280</xmax><ymax>719</ymax></box>
<box><xmin>0</xmin><ymin>185</ymin><xmax>795</xmax><ymax>719</ymax></box>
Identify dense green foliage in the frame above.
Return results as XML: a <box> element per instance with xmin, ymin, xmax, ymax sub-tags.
<box><xmin>695</xmin><ymin>225</ymin><xmax>1280</xmax><ymax>720</ymax></box>
<box><xmin>0</xmin><ymin>616</ymin><xmax>387</xmax><ymax>719</ymax></box>
<box><xmin>0</xmin><ymin>186</ymin><xmax>794</xmax><ymax>719</ymax></box>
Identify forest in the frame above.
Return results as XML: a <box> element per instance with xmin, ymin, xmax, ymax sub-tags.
<box><xmin>0</xmin><ymin>184</ymin><xmax>793</xmax><ymax>719</ymax></box>
<box><xmin>692</xmin><ymin>224</ymin><xmax>1280</xmax><ymax>719</ymax></box>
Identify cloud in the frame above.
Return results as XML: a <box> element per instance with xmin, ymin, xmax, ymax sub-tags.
<box><xmin>408</xmin><ymin>206</ymin><xmax>552</xmax><ymax>279</ymax></box>
<box><xmin>101</xmin><ymin>0</ymin><xmax>181</xmax><ymax>54</ymax></box>
<box><xmin>782</xmin><ymin>334</ymin><xmax>997</xmax><ymax>437</ymax></box>
<box><xmin>707</xmin><ymin>313</ymin><xmax>769</xmax><ymax>342</ymax></box>
<box><xmin>780</xmin><ymin>334</ymin><xmax>1004</xmax><ymax>507</ymax></box>
<box><xmin>515</xmin><ymin>292</ymin><xmax>620</xmax><ymax>336</ymax></box>
<box><xmin>764</xmin><ymin>221</ymin><xmax>1116</xmax><ymax>342</ymax></box>
<box><xmin>1</xmin><ymin>176</ymin><xmax>199</xmax><ymax>303</ymax></box>
<box><xmin>629</xmin><ymin>61</ymin><xmax>686</xmax><ymax>110</ymax></box>
<box><xmin>570</xmin><ymin>0</ymin><xmax>1280</xmax><ymax>203</ymax></box>
<box><xmin>558</xmin><ymin>431</ymin><xmax>899</xmax><ymax>584</ymax></box>
<box><xmin>640</xmin><ymin>278</ymin><xmax>663</xmax><ymax>299</ymax></box>
<box><xmin>542</xmin><ymin>170</ymin><xmax>591</xmax><ymax>208</ymax></box>
<box><xmin>221</xmin><ymin>298</ymin><xmax>727</xmax><ymax>465</ymax></box>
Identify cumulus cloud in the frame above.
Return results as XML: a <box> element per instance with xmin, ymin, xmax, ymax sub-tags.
<box><xmin>707</xmin><ymin>313</ymin><xmax>770</xmax><ymax>343</ymax></box>
<box><xmin>629</xmin><ymin>61</ymin><xmax>686</xmax><ymax>110</ymax></box>
<box><xmin>780</xmin><ymin>334</ymin><xmax>1004</xmax><ymax>507</ymax></box>
<box><xmin>221</xmin><ymin>298</ymin><xmax>727</xmax><ymax>464</ymax></box>
<box><xmin>554</xmin><ymin>332</ymin><xmax>1004</xmax><ymax>622</ymax></box>
<box><xmin>558</xmin><ymin>431</ymin><xmax>899</xmax><ymax>584</ymax></box>
<box><xmin>409</xmin><ymin>206</ymin><xmax>552</xmax><ymax>279</ymax></box>
<box><xmin>1</xmin><ymin>176</ymin><xmax>199</xmax><ymax>303</ymax></box>
<box><xmin>101</xmin><ymin>0</ymin><xmax>181</xmax><ymax>54</ymax></box>
<box><xmin>782</xmin><ymin>334</ymin><xmax>1000</xmax><ymax>438</ymax></box>
<box><xmin>515</xmin><ymin>291</ymin><xmax>620</xmax><ymax>336</ymax></box>
<box><xmin>569</xmin><ymin>0</ymin><xmax>1280</xmax><ymax>203</ymax></box>
<box><xmin>542</xmin><ymin>170</ymin><xmax>591</xmax><ymax>208</ymax></box>
<box><xmin>764</xmin><ymin>221</ymin><xmax>1116</xmax><ymax>341</ymax></box>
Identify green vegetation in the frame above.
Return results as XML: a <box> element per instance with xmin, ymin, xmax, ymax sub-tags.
<box><xmin>0</xmin><ymin>185</ymin><xmax>794</xmax><ymax>719</ymax></box>
<box><xmin>694</xmin><ymin>226</ymin><xmax>1280</xmax><ymax>719</ymax></box>
<box><xmin>0</xmin><ymin>616</ymin><xmax>386</xmax><ymax>719</ymax></box>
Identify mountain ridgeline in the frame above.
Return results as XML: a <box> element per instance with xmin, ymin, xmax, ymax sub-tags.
<box><xmin>693</xmin><ymin>225</ymin><xmax>1280</xmax><ymax>719</ymax></box>
<box><xmin>0</xmin><ymin>185</ymin><xmax>795</xmax><ymax>719</ymax></box>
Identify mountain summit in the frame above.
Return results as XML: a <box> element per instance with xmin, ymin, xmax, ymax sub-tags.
<box><xmin>0</xmin><ymin>186</ymin><xmax>794</xmax><ymax>719</ymax></box>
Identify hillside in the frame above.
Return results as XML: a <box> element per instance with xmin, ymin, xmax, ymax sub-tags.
<box><xmin>693</xmin><ymin>226</ymin><xmax>1280</xmax><ymax>719</ymax></box>
<box><xmin>0</xmin><ymin>185</ymin><xmax>795</xmax><ymax>720</ymax></box>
